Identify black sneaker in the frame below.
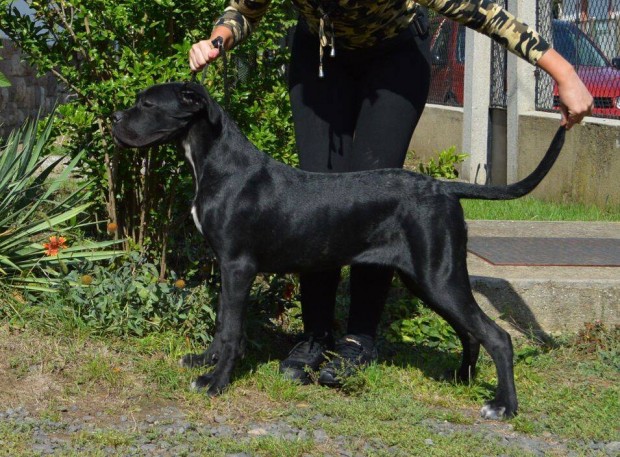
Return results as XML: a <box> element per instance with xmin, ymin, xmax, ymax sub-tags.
<box><xmin>318</xmin><ymin>334</ymin><xmax>378</xmax><ymax>387</ymax></box>
<box><xmin>279</xmin><ymin>333</ymin><xmax>333</xmax><ymax>384</ymax></box>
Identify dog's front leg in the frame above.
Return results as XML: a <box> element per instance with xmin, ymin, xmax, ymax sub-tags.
<box><xmin>191</xmin><ymin>259</ymin><xmax>256</xmax><ymax>396</ymax></box>
<box><xmin>180</xmin><ymin>299</ymin><xmax>227</xmax><ymax>369</ymax></box>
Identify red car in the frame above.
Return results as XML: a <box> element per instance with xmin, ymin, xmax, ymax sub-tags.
<box><xmin>428</xmin><ymin>18</ymin><xmax>620</xmax><ymax>118</ymax></box>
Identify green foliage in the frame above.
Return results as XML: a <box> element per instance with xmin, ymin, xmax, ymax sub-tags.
<box><xmin>385</xmin><ymin>298</ymin><xmax>460</xmax><ymax>352</ymax></box>
<box><xmin>0</xmin><ymin>42</ymin><xmax>9</xmax><ymax>88</ymax></box>
<box><xmin>0</xmin><ymin>71</ymin><xmax>9</xmax><ymax>87</ymax></box>
<box><xmin>417</xmin><ymin>146</ymin><xmax>468</xmax><ymax>179</ymax></box>
<box><xmin>0</xmin><ymin>113</ymin><xmax>120</xmax><ymax>292</ymax></box>
<box><xmin>0</xmin><ymin>0</ymin><xmax>297</xmax><ymax>273</ymax></box>
<box><xmin>37</xmin><ymin>253</ymin><xmax>217</xmax><ymax>343</ymax></box>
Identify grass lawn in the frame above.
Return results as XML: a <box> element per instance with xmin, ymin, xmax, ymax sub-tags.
<box><xmin>0</xmin><ymin>307</ymin><xmax>618</xmax><ymax>456</ymax></box>
<box><xmin>462</xmin><ymin>197</ymin><xmax>620</xmax><ymax>221</ymax></box>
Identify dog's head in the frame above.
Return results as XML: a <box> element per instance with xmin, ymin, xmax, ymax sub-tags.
<box><xmin>111</xmin><ymin>82</ymin><xmax>216</xmax><ymax>148</ymax></box>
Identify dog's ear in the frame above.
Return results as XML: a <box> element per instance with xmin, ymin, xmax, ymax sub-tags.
<box><xmin>180</xmin><ymin>88</ymin><xmax>207</xmax><ymax>112</ymax></box>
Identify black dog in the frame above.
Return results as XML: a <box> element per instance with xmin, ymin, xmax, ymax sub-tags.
<box><xmin>112</xmin><ymin>82</ymin><xmax>565</xmax><ymax>420</ymax></box>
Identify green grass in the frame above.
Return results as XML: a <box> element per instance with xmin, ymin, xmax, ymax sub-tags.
<box><xmin>1</xmin><ymin>315</ymin><xmax>618</xmax><ymax>456</ymax></box>
<box><xmin>462</xmin><ymin>196</ymin><xmax>620</xmax><ymax>221</ymax></box>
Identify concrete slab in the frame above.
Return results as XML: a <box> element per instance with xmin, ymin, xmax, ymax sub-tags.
<box><xmin>466</xmin><ymin>220</ymin><xmax>620</xmax><ymax>337</ymax></box>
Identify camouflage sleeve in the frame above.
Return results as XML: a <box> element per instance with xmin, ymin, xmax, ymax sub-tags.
<box><xmin>214</xmin><ymin>0</ymin><xmax>272</xmax><ymax>47</ymax></box>
<box><xmin>417</xmin><ymin>0</ymin><xmax>550</xmax><ymax>65</ymax></box>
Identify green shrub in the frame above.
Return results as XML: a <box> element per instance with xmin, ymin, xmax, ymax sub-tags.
<box><xmin>0</xmin><ymin>0</ymin><xmax>297</xmax><ymax>276</ymax></box>
<box><xmin>417</xmin><ymin>146</ymin><xmax>468</xmax><ymax>180</ymax></box>
<box><xmin>0</xmin><ymin>113</ymin><xmax>120</xmax><ymax>294</ymax></box>
<box><xmin>385</xmin><ymin>298</ymin><xmax>460</xmax><ymax>352</ymax></box>
<box><xmin>38</xmin><ymin>252</ymin><xmax>217</xmax><ymax>344</ymax></box>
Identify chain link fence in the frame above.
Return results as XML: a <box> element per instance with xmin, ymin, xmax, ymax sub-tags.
<box><xmin>490</xmin><ymin>0</ymin><xmax>508</xmax><ymax>109</ymax></box>
<box><xmin>537</xmin><ymin>0</ymin><xmax>620</xmax><ymax>119</ymax></box>
<box><xmin>428</xmin><ymin>1</ymin><xmax>620</xmax><ymax>120</ymax></box>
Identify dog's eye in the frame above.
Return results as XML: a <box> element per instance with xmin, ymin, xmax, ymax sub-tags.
<box><xmin>142</xmin><ymin>100</ymin><xmax>155</xmax><ymax>108</ymax></box>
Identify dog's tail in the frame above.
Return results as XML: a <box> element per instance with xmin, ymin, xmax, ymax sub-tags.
<box><xmin>445</xmin><ymin>126</ymin><xmax>566</xmax><ymax>201</ymax></box>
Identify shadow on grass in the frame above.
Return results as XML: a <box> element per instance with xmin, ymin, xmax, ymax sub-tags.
<box><xmin>199</xmin><ymin>277</ymin><xmax>560</xmax><ymax>396</ymax></box>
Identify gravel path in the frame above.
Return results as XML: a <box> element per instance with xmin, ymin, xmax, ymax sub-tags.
<box><xmin>2</xmin><ymin>405</ymin><xmax>619</xmax><ymax>456</ymax></box>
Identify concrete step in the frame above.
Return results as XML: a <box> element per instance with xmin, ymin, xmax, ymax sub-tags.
<box><xmin>466</xmin><ymin>220</ymin><xmax>620</xmax><ymax>337</ymax></box>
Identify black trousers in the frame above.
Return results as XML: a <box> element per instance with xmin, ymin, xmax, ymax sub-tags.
<box><xmin>288</xmin><ymin>17</ymin><xmax>431</xmax><ymax>338</ymax></box>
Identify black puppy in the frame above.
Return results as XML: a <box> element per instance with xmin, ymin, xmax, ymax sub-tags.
<box><xmin>112</xmin><ymin>82</ymin><xmax>565</xmax><ymax>420</ymax></box>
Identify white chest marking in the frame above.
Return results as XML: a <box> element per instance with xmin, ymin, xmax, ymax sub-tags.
<box><xmin>191</xmin><ymin>205</ymin><xmax>204</xmax><ymax>234</ymax></box>
<box><xmin>184</xmin><ymin>140</ymin><xmax>203</xmax><ymax>234</ymax></box>
<box><xmin>183</xmin><ymin>140</ymin><xmax>198</xmax><ymax>191</ymax></box>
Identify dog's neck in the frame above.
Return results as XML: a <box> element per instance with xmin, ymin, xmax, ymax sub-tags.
<box><xmin>179</xmin><ymin>113</ymin><xmax>263</xmax><ymax>190</ymax></box>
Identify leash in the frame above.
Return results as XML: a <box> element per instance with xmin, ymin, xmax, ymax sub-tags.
<box><xmin>191</xmin><ymin>36</ymin><xmax>230</xmax><ymax>109</ymax></box>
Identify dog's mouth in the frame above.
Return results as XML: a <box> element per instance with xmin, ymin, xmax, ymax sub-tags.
<box><xmin>111</xmin><ymin>128</ymin><xmax>142</xmax><ymax>149</ymax></box>
<box><xmin>112</xmin><ymin>126</ymin><xmax>178</xmax><ymax>149</ymax></box>
<box><xmin>111</xmin><ymin>132</ymin><xmax>133</xmax><ymax>149</ymax></box>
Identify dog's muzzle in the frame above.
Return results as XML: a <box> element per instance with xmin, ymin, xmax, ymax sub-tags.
<box><xmin>111</xmin><ymin>111</ymin><xmax>124</xmax><ymax>125</ymax></box>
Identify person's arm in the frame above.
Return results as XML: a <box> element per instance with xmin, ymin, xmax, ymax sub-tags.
<box><xmin>536</xmin><ymin>49</ymin><xmax>593</xmax><ymax>129</ymax></box>
<box><xmin>418</xmin><ymin>0</ymin><xmax>593</xmax><ymax>127</ymax></box>
<box><xmin>189</xmin><ymin>0</ymin><xmax>271</xmax><ymax>72</ymax></box>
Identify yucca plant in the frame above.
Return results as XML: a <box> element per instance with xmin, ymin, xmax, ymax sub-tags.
<box><xmin>0</xmin><ymin>112</ymin><xmax>121</xmax><ymax>292</ymax></box>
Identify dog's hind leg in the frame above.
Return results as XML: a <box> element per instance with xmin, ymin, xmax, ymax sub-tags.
<box><xmin>400</xmin><ymin>270</ymin><xmax>517</xmax><ymax>419</ymax></box>
<box><xmin>397</xmin><ymin>272</ymin><xmax>480</xmax><ymax>384</ymax></box>
<box><xmin>189</xmin><ymin>259</ymin><xmax>256</xmax><ymax>396</ymax></box>
<box><xmin>447</xmin><ymin>323</ymin><xmax>481</xmax><ymax>384</ymax></box>
<box><xmin>429</xmin><ymin>289</ymin><xmax>516</xmax><ymax>419</ymax></box>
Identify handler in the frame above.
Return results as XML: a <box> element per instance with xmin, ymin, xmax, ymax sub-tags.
<box><xmin>189</xmin><ymin>0</ymin><xmax>593</xmax><ymax>386</ymax></box>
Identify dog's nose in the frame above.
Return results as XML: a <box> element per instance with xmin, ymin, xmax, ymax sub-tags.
<box><xmin>111</xmin><ymin>111</ymin><xmax>124</xmax><ymax>124</ymax></box>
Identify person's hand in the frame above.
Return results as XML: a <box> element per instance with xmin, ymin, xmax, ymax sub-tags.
<box><xmin>556</xmin><ymin>70</ymin><xmax>593</xmax><ymax>129</ymax></box>
<box><xmin>537</xmin><ymin>49</ymin><xmax>593</xmax><ymax>130</ymax></box>
<box><xmin>189</xmin><ymin>39</ymin><xmax>221</xmax><ymax>72</ymax></box>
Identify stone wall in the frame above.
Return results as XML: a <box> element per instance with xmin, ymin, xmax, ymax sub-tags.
<box><xmin>0</xmin><ymin>39</ymin><xmax>65</xmax><ymax>136</ymax></box>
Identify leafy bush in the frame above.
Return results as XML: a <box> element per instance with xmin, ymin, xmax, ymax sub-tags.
<box><xmin>38</xmin><ymin>253</ymin><xmax>217</xmax><ymax>344</ymax></box>
<box><xmin>0</xmin><ymin>0</ymin><xmax>297</xmax><ymax>276</ymax></box>
<box><xmin>385</xmin><ymin>298</ymin><xmax>460</xmax><ymax>352</ymax></box>
<box><xmin>0</xmin><ymin>113</ymin><xmax>120</xmax><ymax>293</ymax></box>
<box><xmin>417</xmin><ymin>146</ymin><xmax>468</xmax><ymax>179</ymax></box>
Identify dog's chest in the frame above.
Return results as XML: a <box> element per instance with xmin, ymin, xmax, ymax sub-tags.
<box><xmin>183</xmin><ymin>141</ymin><xmax>204</xmax><ymax>235</ymax></box>
<box><xmin>191</xmin><ymin>205</ymin><xmax>204</xmax><ymax>234</ymax></box>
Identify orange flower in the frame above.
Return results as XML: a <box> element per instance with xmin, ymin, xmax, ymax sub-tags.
<box><xmin>43</xmin><ymin>236</ymin><xmax>68</xmax><ymax>256</ymax></box>
<box><xmin>81</xmin><ymin>274</ymin><xmax>93</xmax><ymax>285</ymax></box>
<box><xmin>107</xmin><ymin>222</ymin><xmax>118</xmax><ymax>234</ymax></box>
<box><xmin>283</xmin><ymin>283</ymin><xmax>295</xmax><ymax>300</ymax></box>
<box><xmin>174</xmin><ymin>279</ymin><xmax>186</xmax><ymax>289</ymax></box>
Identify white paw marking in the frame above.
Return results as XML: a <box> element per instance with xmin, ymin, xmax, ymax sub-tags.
<box><xmin>480</xmin><ymin>404</ymin><xmax>506</xmax><ymax>420</ymax></box>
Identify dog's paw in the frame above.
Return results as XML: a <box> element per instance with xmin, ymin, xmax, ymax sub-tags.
<box><xmin>480</xmin><ymin>401</ymin><xmax>516</xmax><ymax>420</ymax></box>
<box><xmin>190</xmin><ymin>373</ymin><xmax>228</xmax><ymax>397</ymax></box>
<box><xmin>190</xmin><ymin>373</ymin><xmax>212</xmax><ymax>390</ymax></box>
